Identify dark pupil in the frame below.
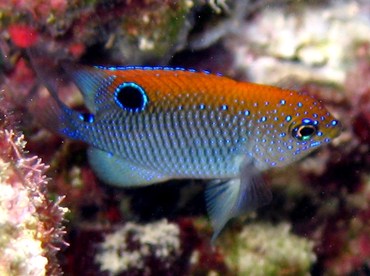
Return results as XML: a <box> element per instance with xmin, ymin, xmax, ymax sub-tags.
<box><xmin>116</xmin><ymin>86</ymin><xmax>144</xmax><ymax>110</ymax></box>
<box><xmin>299</xmin><ymin>126</ymin><xmax>315</xmax><ymax>137</ymax></box>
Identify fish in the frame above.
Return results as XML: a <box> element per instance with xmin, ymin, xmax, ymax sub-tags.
<box><xmin>29</xmin><ymin>56</ymin><xmax>341</xmax><ymax>240</ymax></box>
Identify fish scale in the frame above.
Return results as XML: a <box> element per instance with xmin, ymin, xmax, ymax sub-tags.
<box><xmin>110</xmin><ymin>109</ymin><xmax>241</xmax><ymax>177</ymax></box>
<box><xmin>29</xmin><ymin>56</ymin><xmax>341</xmax><ymax>240</ymax></box>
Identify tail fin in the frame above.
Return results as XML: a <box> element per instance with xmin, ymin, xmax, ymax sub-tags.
<box><xmin>27</xmin><ymin>47</ymin><xmax>83</xmax><ymax>140</ymax></box>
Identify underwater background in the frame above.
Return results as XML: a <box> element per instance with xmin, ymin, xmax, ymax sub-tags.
<box><xmin>0</xmin><ymin>0</ymin><xmax>369</xmax><ymax>275</ymax></box>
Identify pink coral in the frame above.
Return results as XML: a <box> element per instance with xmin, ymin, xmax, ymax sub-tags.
<box><xmin>0</xmin><ymin>89</ymin><xmax>68</xmax><ymax>275</ymax></box>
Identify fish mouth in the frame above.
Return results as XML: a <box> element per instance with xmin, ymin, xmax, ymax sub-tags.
<box><xmin>327</xmin><ymin>120</ymin><xmax>342</xmax><ymax>139</ymax></box>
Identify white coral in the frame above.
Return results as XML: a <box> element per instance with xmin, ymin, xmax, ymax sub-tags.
<box><xmin>0</xmin><ymin>131</ymin><xmax>48</xmax><ymax>275</ymax></box>
<box><xmin>0</xmin><ymin>129</ymin><xmax>68</xmax><ymax>275</ymax></box>
<box><xmin>226</xmin><ymin>222</ymin><xmax>316</xmax><ymax>276</ymax></box>
<box><xmin>95</xmin><ymin>219</ymin><xmax>181</xmax><ymax>275</ymax></box>
<box><xmin>230</xmin><ymin>0</ymin><xmax>370</xmax><ymax>85</ymax></box>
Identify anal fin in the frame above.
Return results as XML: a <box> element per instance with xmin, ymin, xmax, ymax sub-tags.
<box><xmin>88</xmin><ymin>148</ymin><xmax>169</xmax><ymax>187</ymax></box>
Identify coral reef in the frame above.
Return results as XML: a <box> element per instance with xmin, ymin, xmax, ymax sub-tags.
<box><xmin>0</xmin><ymin>132</ymin><xmax>48</xmax><ymax>276</ymax></box>
<box><xmin>95</xmin><ymin>219</ymin><xmax>181</xmax><ymax>275</ymax></box>
<box><xmin>0</xmin><ymin>0</ymin><xmax>369</xmax><ymax>275</ymax></box>
<box><xmin>225</xmin><ymin>0</ymin><xmax>370</xmax><ymax>85</ymax></box>
<box><xmin>224</xmin><ymin>222</ymin><xmax>316</xmax><ymax>275</ymax></box>
<box><xmin>1</xmin><ymin>0</ymin><xmax>196</xmax><ymax>63</ymax></box>
<box><xmin>0</xmin><ymin>90</ymin><xmax>68</xmax><ymax>275</ymax></box>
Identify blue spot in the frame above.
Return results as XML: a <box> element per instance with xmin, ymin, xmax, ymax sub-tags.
<box><xmin>287</xmin><ymin>145</ymin><xmax>293</xmax><ymax>150</ymax></box>
<box><xmin>114</xmin><ymin>82</ymin><xmax>148</xmax><ymax>112</ymax></box>
<box><xmin>199</xmin><ymin>104</ymin><xmax>205</xmax><ymax>110</ymax></box>
<box><xmin>313</xmin><ymin>120</ymin><xmax>319</xmax><ymax>125</ymax></box>
<box><xmin>78</xmin><ymin>113</ymin><xmax>94</xmax><ymax>123</ymax></box>
<box><xmin>310</xmin><ymin>141</ymin><xmax>321</xmax><ymax>147</ymax></box>
<box><xmin>317</xmin><ymin>131</ymin><xmax>323</xmax><ymax>136</ymax></box>
<box><xmin>261</xmin><ymin>116</ymin><xmax>267</xmax><ymax>122</ymax></box>
<box><xmin>298</xmin><ymin>102</ymin><xmax>303</xmax><ymax>107</ymax></box>
<box><xmin>280</xmin><ymin>100</ymin><xmax>286</xmax><ymax>105</ymax></box>
<box><xmin>271</xmin><ymin>162</ymin><xmax>277</xmax><ymax>166</ymax></box>
<box><xmin>220</xmin><ymin>105</ymin><xmax>228</xmax><ymax>111</ymax></box>
<box><xmin>274</xmin><ymin>117</ymin><xmax>279</xmax><ymax>121</ymax></box>
<box><xmin>313</xmin><ymin>113</ymin><xmax>318</xmax><ymax>118</ymax></box>
<box><xmin>242</xmin><ymin>110</ymin><xmax>250</xmax><ymax>116</ymax></box>
<box><xmin>324</xmin><ymin>138</ymin><xmax>330</xmax><ymax>143</ymax></box>
<box><xmin>279</xmin><ymin>132</ymin><xmax>286</xmax><ymax>137</ymax></box>
<box><xmin>302</xmin><ymin>118</ymin><xmax>312</xmax><ymax>124</ymax></box>
<box><xmin>331</xmin><ymin>120</ymin><xmax>338</xmax><ymax>126</ymax></box>
<box><xmin>286</xmin><ymin>115</ymin><xmax>292</xmax><ymax>122</ymax></box>
<box><xmin>321</xmin><ymin>116</ymin><xmax>325</xmax><ymax>121</ymax></box>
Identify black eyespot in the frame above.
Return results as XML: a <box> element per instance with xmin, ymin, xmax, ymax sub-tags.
<box><xmin>79</xmin><ymin>112</ymin><xmax>94</xmax><ymax>123</ymax></box>
<box><xmin>114</xmin><ymin>82</ymin><xmax>148</xmax><ymax>112</ymax></box>
<box><xmin>291</xmin><ymin>122</ymin><xmax>318</xmax><ymax>141</ymax></box>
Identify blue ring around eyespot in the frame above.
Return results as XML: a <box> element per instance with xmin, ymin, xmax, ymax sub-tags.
<box><xmin>114</xmin><ymin>82</ymin><xmax>149</xmax><ymax>112</ymax></box>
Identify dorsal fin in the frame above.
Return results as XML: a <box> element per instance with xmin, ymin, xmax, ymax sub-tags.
<box><xmin>27</xmin><ymin>47</ymin><xmax>87</xmax><ymax>141</ymax></box>
<box><xmin>62</xmin><ymin>63</ymin><xmax>115</xmax><ymax>113</ymax></box>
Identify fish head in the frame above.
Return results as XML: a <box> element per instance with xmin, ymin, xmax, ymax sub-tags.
<box><xmin>249</xmin><ymin>91</ymin><xmax>342</xmax><ymax>169</ymax></box>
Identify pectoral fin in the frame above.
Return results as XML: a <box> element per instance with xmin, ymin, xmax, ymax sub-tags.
<box><xmin>205</xmin><ymin>161</ymin><xmax>272</xmax><ymax>241</ymax></box>
<box><xmin>88</xmin><ymin>148</ymin><xmax>170</xmax><ymax>187</ymax></box>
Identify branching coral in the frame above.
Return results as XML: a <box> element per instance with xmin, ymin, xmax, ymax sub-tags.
<box><xmin>0</xmin><ymin>89</ymin><xmax>68</xmax><ymax>275</ymax></box>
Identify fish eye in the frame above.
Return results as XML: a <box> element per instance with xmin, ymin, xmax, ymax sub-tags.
<box><xmin>291</xmin><ymin>119</ymin><xmax>318</xmax><ymax>141</ymax></box>
<box><xmin>114</xmin><ymin>82</ymin><xmax>148</xmax><ymax>112</ymax></box>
